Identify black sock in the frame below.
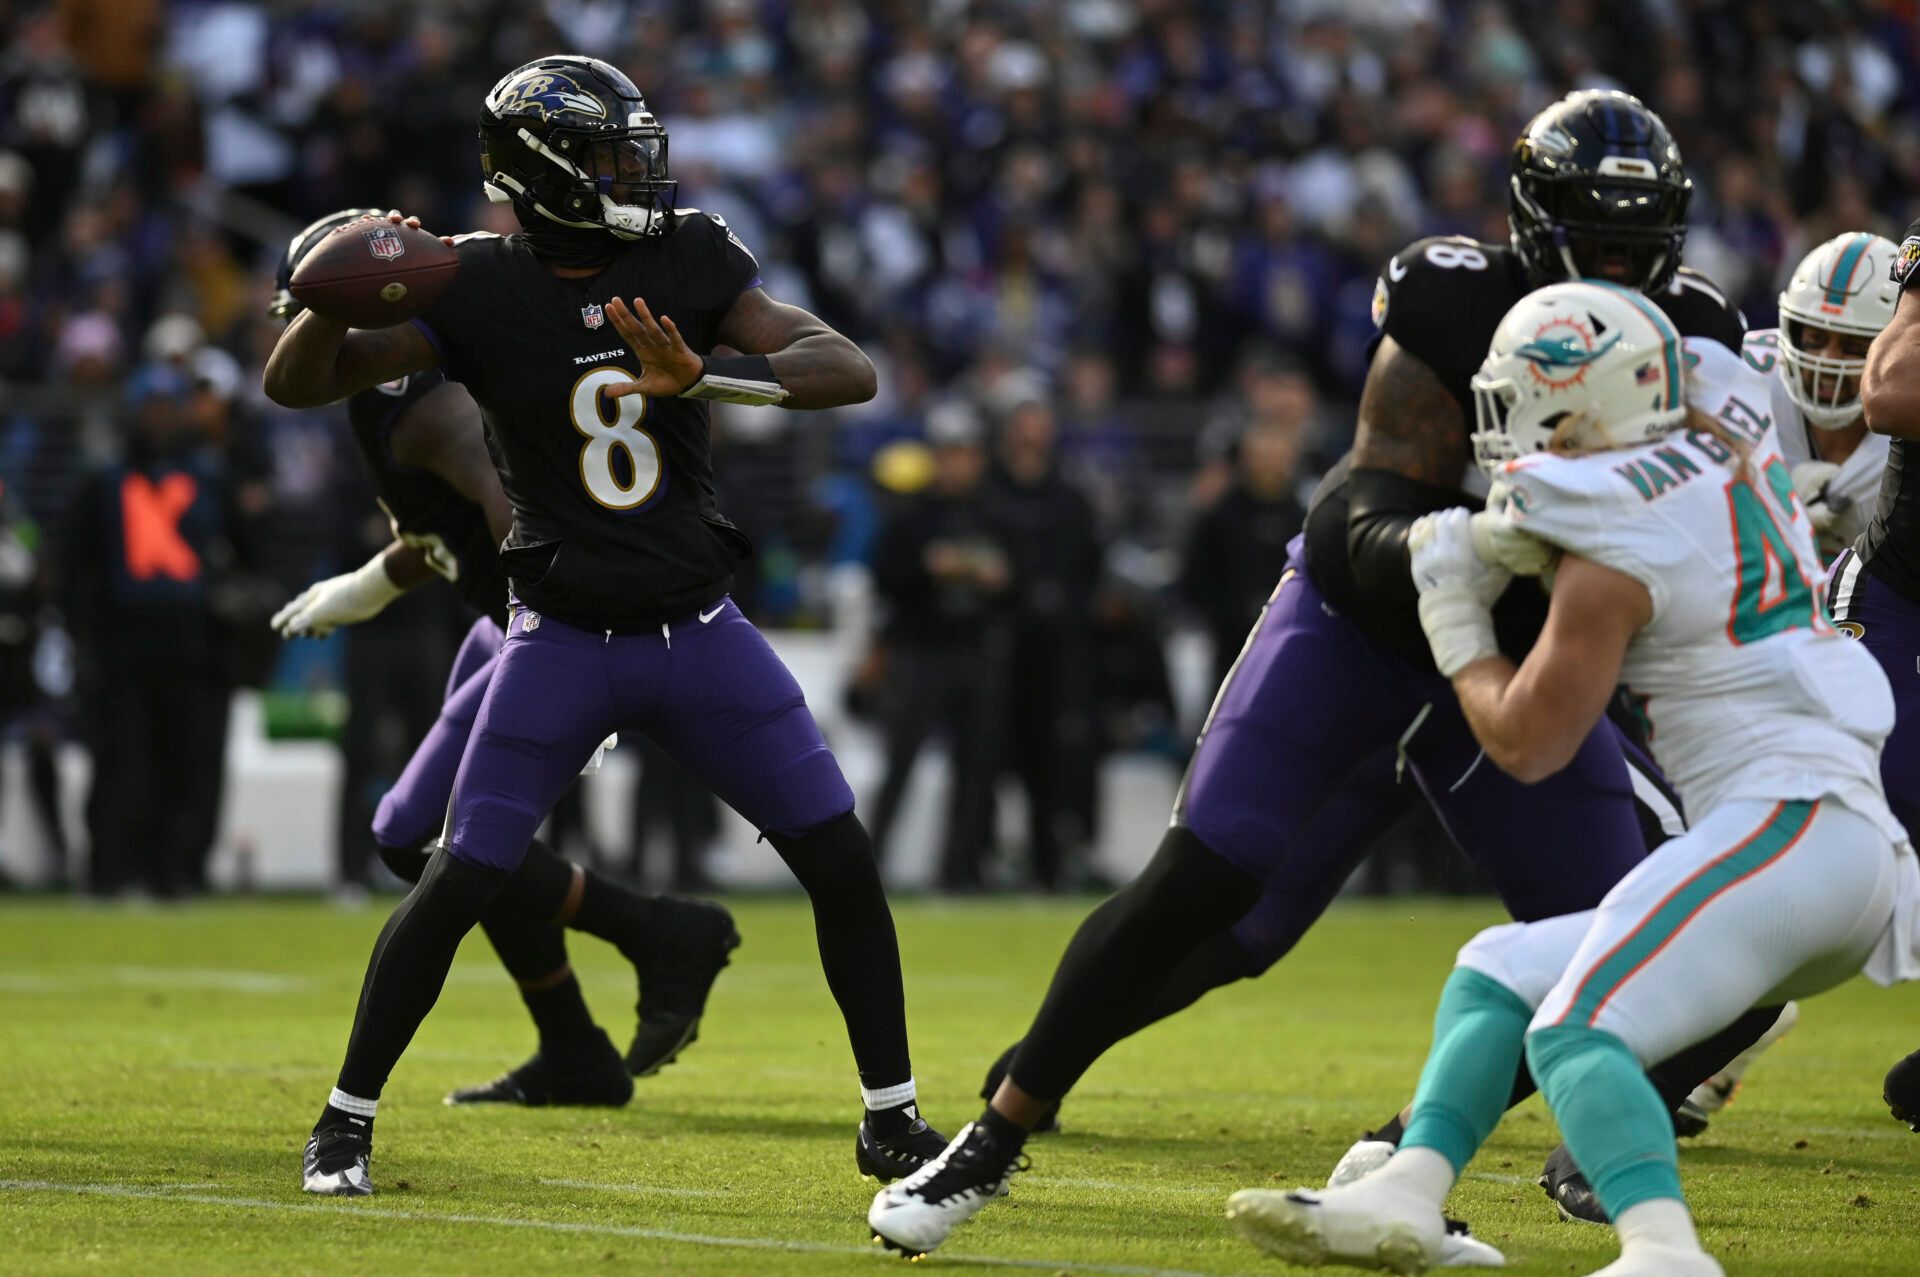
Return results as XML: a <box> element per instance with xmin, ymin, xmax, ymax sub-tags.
<box><xmin>767</xmin><ymin>811</ymin><xmax>911</xmax><ymax>1089</ymax></box>
<box><xmin>1010</xmin><ymin>827</ymin><xmax>1261</xmax><ymax>1101</ymax></box>
<box><xmin>864</xmin><ymin>1099</ymin><xmax>923</xmax><ymax>1140</ymax></box>
<box><xmin>335</xmin><ymin>847</ymin><xmax>507</xmax><ymax>1098</ymax></box>
<box><xmin>482</xmin><ymin>837</ymin><xmax>580</xmax><ymax>927</ymax></box>
<box><xmin>314</xmin><ymin>1102</ymin><xmax>373</xmax><ymax>1140</ymax></box>
<box><xmin>1370</xmin><ymin>1112</ymin><xmax>1407</xmax><ymax>1145</ymax></box>
<box><xmin>569</xmin><ymin>864</ymin><xmax>661</xmax><ymax>956</ymax></box>
<box><xmin>480</xmin><ymin>912</ymin><xmax>603</xmax><ymax>1056</ymax></box>
<box><xmin>977</xmin><ymin>1106</ymin><xmax>1029</xmax><ymax>1171</ymax></box>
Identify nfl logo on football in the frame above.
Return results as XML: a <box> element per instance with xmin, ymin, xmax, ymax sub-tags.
<box><xmin>581</xmin><ymin>303</ymin><xmax>605</xmax><ymax>330</ymax></box>
<box><xmin>362</xmin><ymin>227</ymin><xmax>406</xmax><ymax>260</ymax></box>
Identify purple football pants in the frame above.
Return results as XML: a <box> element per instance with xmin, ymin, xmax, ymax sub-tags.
<box><xmin>1829</xmin><ymin>552</ymin><xmax>1920</xmax><ymax>834</ymax></box>
<box><xmin>431</xmin><ymin>599</ymin><xmax>854</xmax><ymax>871</ymax></box>
<box><xmin>1187</xmin><ymin>539</ymin><xmax>1656</xmax><ymax>970</ymax></box>
<box><xmin>373</xmin><ymin>615</ymin><xmax>504</xmax><ymax>852</ymax></box>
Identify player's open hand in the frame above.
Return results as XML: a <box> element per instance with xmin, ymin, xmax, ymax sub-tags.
<box><xmin>605</xmin><ymin>297</ymin><xmax>703</xmax><ymax>398</ymax></box>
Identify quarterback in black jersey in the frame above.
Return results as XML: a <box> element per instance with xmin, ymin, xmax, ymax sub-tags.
<box><xmin>1856</xmin><ymin>219</ymin><xmax>1920</xmax><ymax>1131</ymax></box>
<box><xmin>869</xmin><ymin>91</ymin><xmax>1780</xmax><ymax>1258</ymax></box>
<box><xmin>268</xmin><ymin>209</ymin><xmax>740</xmax><ymax>1114</ymax></box>
<box><xmin>265</xmin><ymin>59</ymin><xmax>940</xmax><ymax>1199</ymax></box>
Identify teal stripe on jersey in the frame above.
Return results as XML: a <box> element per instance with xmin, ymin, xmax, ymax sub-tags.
<box><xmin>1558</xmin><ymin>800</ymin><xmax>1817</xmax><ymax>1027</ymax></box>
<box><xmin>1826</xmin><ymin>234</ymin><xmax>1873</xmax><ymax>307</ymax></box>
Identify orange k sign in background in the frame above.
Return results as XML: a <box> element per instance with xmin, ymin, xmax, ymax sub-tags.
<box><xmin>120</xmin><ymin>472</ymin><xmax>201</xmax><ymax>582</ymax></box>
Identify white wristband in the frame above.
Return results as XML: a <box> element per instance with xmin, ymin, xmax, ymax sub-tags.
<box><xmin>1418</xmin><ymin>584</ymin><xmax>1500</xmax><ymax>678</ymax></box>
<box><xmin>352</xmin><ymin>552</ymin><xmax>407</xmax><ymax>609</ymax></box>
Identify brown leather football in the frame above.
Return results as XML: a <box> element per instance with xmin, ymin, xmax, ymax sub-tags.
<box><xmin>288</xmin><ymin>219</ymin><xmax>460</xmax><ymax>329</ymax></box>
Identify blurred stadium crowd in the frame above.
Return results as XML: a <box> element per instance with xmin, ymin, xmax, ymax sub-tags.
<box><xmin>1</xmin><ymin>0</ymin><xmax>1917</xmax><ymax>895</ymax></box>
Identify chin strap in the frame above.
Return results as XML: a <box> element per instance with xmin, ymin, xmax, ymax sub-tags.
<box><xmin>681</xmin><ymin>354</ymin><xmax>789</xmax><ymax>406</ymax></box>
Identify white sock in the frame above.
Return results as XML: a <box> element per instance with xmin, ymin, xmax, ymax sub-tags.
<box><xmin>328</xmin><ymin>1088</ymin><xmax>378</xmax><ymax>1118</ymax></box>
<box><xmin>1369</xmin><ymin>1145</ymin><xmax>1456</xmax><ymax>1207</ymax></box>
<box><xmin>861</xmin><ymin>1078</ymin><xmax>916</xmax><ymax>1111</ymax></box>
<box><xmin>1615</xmin><ymin>1197</ymin><xmax>1701</xmax><ymax>1254</ymax></box>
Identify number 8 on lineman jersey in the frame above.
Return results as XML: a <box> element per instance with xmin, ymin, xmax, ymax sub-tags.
<box><xmin>569</xmin><ymin>370</ymin><xmax>661</xmax><ymax>510</ymax></box>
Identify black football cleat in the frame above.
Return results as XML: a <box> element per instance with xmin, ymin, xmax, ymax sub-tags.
<box><xmin>302</xmin><ymin>1125</ymin><xmax>373</xmax><ymax>1197</ymax></box>
<box><xmin>855</xmin><ymin>1111</ymin><xmax>951</xmax><ymax>1183</ymax></box>
<box><xmin>1885</xmin><ymin>1049</ymin><xmax>1920</xmax><ymax>1131</ymax></box>
<box><xmin>446</xmin><ymin>1030</ymin><xmax>634</xmax><ymax>1107</ymax></box>
<box><xmin>1538</xmin><ymin>1142</ymin><xmax>1607</xmax><ymax>1224</ymax></box>
<box><xmin>626</xmin><ymin>898</ymin><xmax>740</xmax><ymax>1077</ymax></box>
<box><xmin>980</xmin><ymin>1042</ymin><xmax>1061</xmax><ymax>1134</ymax></box>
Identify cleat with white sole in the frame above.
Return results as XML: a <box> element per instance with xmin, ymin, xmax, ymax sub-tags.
<box><xmin>867</xmin><ymin>1121</ymin><xmax>1024</xmax><ymax>1257</ymax></box>
<box><xmin>302</xmin><ymin>1127</ymin><xmax>373</xmax><ymax>1197</ymax></box>
<box><xmin>1225</xmin><ymin>1181</ymin><xmax>1466</xmax><ymax>1275</ymax></box>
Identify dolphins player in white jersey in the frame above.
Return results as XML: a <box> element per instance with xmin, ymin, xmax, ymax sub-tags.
<box><xmin>1661</xmin><ymin>233</ymin><xmax>1900</xmax><ymax>1137</ymax></box>
<box><xmin>1223</xmin><ymin>281</ymin><xmax>1918</xmax><ymax>1277</ymax></box>
<box><xmin>1742</xmin><ymin>233</ymin><xmax>1899</xmax><ymax>560</ymax></box>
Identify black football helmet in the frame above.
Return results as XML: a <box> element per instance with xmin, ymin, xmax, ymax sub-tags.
<box><xmin>479</xmin><ymin>55</ymin><xmax>676</xmax><ymax>239</ymax></box>
<box><xmin>1509</xmin><ymin>90</ymin><xmax>1691</xmax><ymax>292</ymax></box>
<box><xmin>269</xmin><ymin>207</ymin><xmax>384</xmax><ymax>320</ymax></box>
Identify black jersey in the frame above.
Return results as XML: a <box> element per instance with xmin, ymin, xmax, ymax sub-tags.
<box><xmin>346</xmin><ymin>369</ymin><xmax>507</xmax><ymax>622</ymax></box>
<box><xmin>1303</xmin><ymin>236</ymin><xmax>1747</xmax><ymax>668</ymax></box>
<box><xmin>412</xmin><ymin>211</ymin><xmax>762</xmax><ymax>629</ymax></box>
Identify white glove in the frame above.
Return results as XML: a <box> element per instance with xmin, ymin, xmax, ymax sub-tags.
<box><xmin>1791</xmin><ymin>460</ymin><xmax>1843</xmax><ymax>535</ymax></box>
<box><xmin>1411</xmin><ymin>508</ymin><xmax>1510</xmax><ymax>677</ymax></box>
<box><xmin>1470</xmin><ymin>510</ymin><xmax>1557</xmax><ymax>576</ymax></box>
<box><xmin>271</xmin><ymin>554</ymin><xmax>404</xmax><ymax>639</ymax></box>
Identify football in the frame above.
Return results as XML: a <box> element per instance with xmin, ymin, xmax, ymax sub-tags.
<box><xmin>288</xmin><ymin>218</ymin><xmax>459</xmax><ymax>328</ymax></box>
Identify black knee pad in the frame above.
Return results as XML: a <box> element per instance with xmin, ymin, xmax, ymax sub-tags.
<box><xmin>378</xmin><ymin>841</ymin><xmax>432</xmax><ymax>885</ymax></box>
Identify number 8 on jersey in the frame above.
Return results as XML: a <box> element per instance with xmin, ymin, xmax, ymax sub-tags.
<box><xmin>570</xmin><ymin>368</ymin><xmax>661</xmax><ymax>509</ymax></box>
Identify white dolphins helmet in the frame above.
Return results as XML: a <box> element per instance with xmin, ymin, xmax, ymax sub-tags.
<box><xmin>1777</xmin><ymin>232</ymin><xmax>1899</xmax><ymax>429</ymax></box>
<box><xmin>1470</xmin><ymin>280</ymin><xmax>1687</xmax><ymax>477</ymax></box>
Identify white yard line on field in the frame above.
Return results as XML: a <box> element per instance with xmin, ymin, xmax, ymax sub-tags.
<box><xmin>536</xmin><ymin>1177</ymin><xmax>732</xmax><ymax>1198</ymax></box>
<box><xmin>0</xmin><ymin>1180</ymin><xmax>1249</xmax><ymax>1277</ymax></box>
<box><xmin>1466</xmin><ymin>1172</ymin><xmax>1538</xmax><ymax>1187</ymax></box>
<box><xmin>103</xmin><ymin>966</ymin><xmax>313</xmax><ymax>994</ymax></box>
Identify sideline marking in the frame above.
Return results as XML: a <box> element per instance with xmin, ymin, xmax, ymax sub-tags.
<box><xmin>0</xmin><ymin>1180</ymin><xmax>1245</xmax><ymax>1276</ymax></box>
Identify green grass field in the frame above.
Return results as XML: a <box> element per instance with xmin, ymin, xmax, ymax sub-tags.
<box><xmin>3</xmin><ymin>895</ymin><xmax>1917</xmax><ymax>1276</ymax></box>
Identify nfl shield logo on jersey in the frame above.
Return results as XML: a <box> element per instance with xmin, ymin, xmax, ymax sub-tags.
<box><xmin>363</xmin><ymin>227</ymin><xmax>406</xmax><ymax>260</ymax></box>
<box><xmin>581</xmin><ymin>303</ymin><xmax>605</xmax><ymax>330</ymax></box>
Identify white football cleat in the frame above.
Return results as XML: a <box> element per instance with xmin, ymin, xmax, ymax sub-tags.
<box><xmin>1226</xmin><ymin>1177</ymin><xmax>1476</xmax><ymax>1275</ymax></box>
<box><xmin>867</xmin><ymin>1121</ymin><xmax>1022</xmax><ymax>1257</ymax></box>
<box><xmin>1585</xmin><ymin>1244</ymin><xmax>1724</xmax><ymax>1276</ymax></box>
<box><xmin>1329</xmin><ymin>1137</ymin><xmax>1399</xmax><ymax>1187</ymax></box>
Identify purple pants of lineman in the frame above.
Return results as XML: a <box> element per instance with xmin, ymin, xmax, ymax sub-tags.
<box><xmin>1192</xmin><ymin>539</ymin><xmax>1654</xmax><ymax>969</ymax></box>
<box><xmin>1829</xmin><ymin>552</ymin><xmax>1920</xmax><ymax>833</ymax></box>
<box><xmin>443</xmin><ymin>599</ymin><xmax>855</xmax><ymax>871</ymax></box>
<box><xmin>373</xmin><ymin>615</ymin><xmax>504</xmax><ymax>852</ymax></box>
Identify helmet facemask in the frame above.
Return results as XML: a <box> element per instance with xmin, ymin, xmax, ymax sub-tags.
<box><xmin>1511</xmin><ymin>167</ymin><xmax>1691</xmax><ymax>292</ymax></box>
<box><xmin>1778</xmin><ymin>318</ymin><xmax>1872</xmax><ymax>430</ymax></box>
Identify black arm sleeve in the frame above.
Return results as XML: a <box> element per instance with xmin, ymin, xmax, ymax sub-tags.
<box><xmin>1345</xmin><ymin>465</ymin><xmax>1471</xmax><ymax>613</ymax></box>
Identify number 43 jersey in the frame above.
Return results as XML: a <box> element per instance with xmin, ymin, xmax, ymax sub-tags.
<box><xmin>413</xmin><ymin>211</ymin><xmax>762</xmax><ymax>629</ymax></box>
<box><xmin>1494</xmin><ymin>338</ymin><xmax>1900</xmax><ymax>836</ymax></box>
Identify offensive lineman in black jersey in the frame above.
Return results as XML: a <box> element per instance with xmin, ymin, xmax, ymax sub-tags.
<box><xmin>264</xmin><ymin>58</ymin><xmax>942</xmax><ymax>1197</ymax></box>
<box><xmin>268</xmin><ymin>209</ymin><xmax>739</xmax><ymax>1113</ymax></box>
<box><xmin>868</xmin><ymin>91</ymin><xmax>1787</xmax><ymax>1257</ymax></box>
<box><xmin>1856</xmin><ymin>223</ymin><xmax>1920</xmax><ymax>1132</ymax></box>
